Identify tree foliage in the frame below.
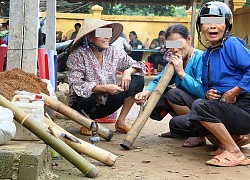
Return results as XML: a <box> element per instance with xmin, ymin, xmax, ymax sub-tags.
<box><xmin>55</xmin><ymin>0</ymin><xmax>187</xmax><ymax>17</ymax></box>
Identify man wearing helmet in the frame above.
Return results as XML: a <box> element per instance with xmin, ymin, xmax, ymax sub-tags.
<box><xmin>169</xmin><ymin>1</ymin><xmax>250</xmax><ymax>167</ymax></box>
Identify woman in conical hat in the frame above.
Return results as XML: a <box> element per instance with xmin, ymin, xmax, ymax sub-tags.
<box><xmin>67</xmin><ymin>18</ymin><xmax>146</xmax><ymax>135</ymax></box>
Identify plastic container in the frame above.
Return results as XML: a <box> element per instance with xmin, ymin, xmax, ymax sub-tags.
<box><xmin>11</xmin><ymin>94</ymin><xmax>44</xmax><ymax>140</ymax></box>
<box><xmin>0</xmin><ymin>106</ymin><xmax>16</xmax><ymax>145</ymax></box>
<box><xmin>95</xmin><ymin>112</ymin><xmax>117</xmax><ymax>123</ymax></box>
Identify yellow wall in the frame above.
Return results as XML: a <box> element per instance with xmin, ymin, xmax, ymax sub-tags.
<box><xmin>5</xmin><ymin>4</ymin><xmax>249</xmax><ymax>50</ymax></box>
<box><xmin>233</xmin><ymin>6</ymin><xmax>250</xmax><ymax>48</ymax></box>
<box><xmin>54</xmin><ymin>12</ymin><xmax>191</xmax><ymax>45</ymax></box>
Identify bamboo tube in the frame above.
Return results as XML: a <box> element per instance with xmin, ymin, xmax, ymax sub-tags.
<box><xmin>121</xmin><ymin>64</ymin><xmax>175</xmax><ymax>150</ymax></box>
<box><xmin>41</xmin><ymin>93</ymin><xmax>114</xmax><ymax>141</ymax></box>
<box><xmin>0</xmin><ymin>95</ymin><xmax>98</xmax><ymax>178</ymax></box>
<box><xmin>44</xmin><ymin>117</ymin><xmax>117</xmax><ymax>166</ymax></box>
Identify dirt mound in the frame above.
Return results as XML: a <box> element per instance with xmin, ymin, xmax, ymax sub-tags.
<box><xmin>0</xmin><ymin>68</ymin><xmax>49</xmax><ymax>100</ymax></box>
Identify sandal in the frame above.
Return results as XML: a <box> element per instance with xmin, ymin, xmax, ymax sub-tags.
<box><xmin>158</xmin><ymin>132</ymin><xmax>173</xmax><ymax>138</ymax></box>
<box><xmin>206</xmin><ymin>150</ymin><xmax>250</xmax><ymax>167</ymax></box>
<box><xmin>79</xmin><ymin>126</ymin><xmax>92</xmax><ymax>136</ymax></box>
<box><xmin>115</xmin><ymin>125</ymin><xmax>130</xmax><ymax>133</ymax></box>
<box><xmin>182</xmin><ymin>137</ymin><xmax>206</xmax><ymax>148</ymax></box>
<box><xmin>236</xmin><ymin>136</ymin><xmax>250</xmax><ymax>147</ymax></box>
<box><xmin>210</xmin><ymin>146</ymin><xmax>225</xmax><ymax>156</ymax></box>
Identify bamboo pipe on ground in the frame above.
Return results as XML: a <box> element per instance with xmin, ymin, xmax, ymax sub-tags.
<box><xmin>44</xmin><ymin>117</ymin><xmax>117</xmax><ymax>166</ymax></box>
<box><xmin>0</xmin><ymin>95</ymin><xmax>98</xmax><ymax>178</ymax></box>
<box><xmin>41</xmin><ymin>93</ymin><xmax>114</xmax><ymax>141</ymax></box>
<box><xmin>120</xmin><ymin>64</ymin><xmax>175</xmax><ymax>150</ymax></box>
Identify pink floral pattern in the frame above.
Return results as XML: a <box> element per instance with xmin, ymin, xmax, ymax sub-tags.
<box><xmin>67</xmin><ymin>46</ymin><xmax>146</xmax><ymax>105</ymax></box>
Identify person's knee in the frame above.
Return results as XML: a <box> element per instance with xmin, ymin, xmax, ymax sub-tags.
<box><xmin>191</xmin><ymin>99</ymin><xmax>207</xmax><ymax>114</ymax></box>
<box><xmin>165</xmin><ymin>89</ymin><xmax>176</xmax><ymax>102</ymax></box>
<box><xmin>169</xmin><ymin>115</ymin><xmax>192</xmax><ymax>134</ymax></box>
<box><xmin>148</xmin><ymin>55</ymin><xmax>154</xmax><ymax>63</ymax></box>
<box><xmin>169</xmin><ymin>117</ymin><xmax>180</xmax><ymax>131</ymax></box>
<box><xmin>130</xmin><ymin>75</ymin><xmax>144</xmax><ymax>93</ymax></box>
<box><xmin>169</xmin><ymin>117</ymin><xmax>189</xmax><ymax>138</ymax></box>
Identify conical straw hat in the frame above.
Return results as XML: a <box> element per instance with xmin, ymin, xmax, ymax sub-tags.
<box><xmin>70</xmin><ymin>18</ymin><xmax>123</xmax><ymax>51</ymax></box>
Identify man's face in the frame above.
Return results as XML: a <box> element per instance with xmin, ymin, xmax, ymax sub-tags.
<box><xmin>158</xmin><ymin>34</ymin><xmax>165</xmax><ymax>41</ymax></box>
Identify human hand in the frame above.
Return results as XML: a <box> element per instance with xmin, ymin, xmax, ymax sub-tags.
<box><xmin>120</xmin><ymin>70</ymin><xmax>132</xmax><ymax>91</ymax></box>
<box><xmin>169</xmin><ymin>53</ymin><xmax>185</xmax><ymax>78</ymax></box>
<box><xmin>150</xmin><ymin>44</ymin><xmax>156</xmax><ymax>49</ymax></box>
<box><xmin>160</xmin><ymin>46</ymin><xmax>166</xmax><ymax>53</ymax></box>
<box><xmin>104</xmin><ymin>84</ymin><xmax>124</xmax><ymax>95</ymax></box>
<box><xmin>220</xmin><ymin>87</ymin><xmax>241</xmax><ymax>103</ymax></box>
<box><xmin>134</xmin><ymin>90</ymin><xmax>151</xmax><ymax>105</ymax></box>
<box><xmin>206</xmin><ymin>89</ymin><xmax>222</xmax><ymax>100</ymax></box>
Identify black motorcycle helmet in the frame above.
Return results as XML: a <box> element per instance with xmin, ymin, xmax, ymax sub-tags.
<box><xmin>196</xmin><ymin>1</ymin><xmax>233</xmax><ymax>48</ymax></box>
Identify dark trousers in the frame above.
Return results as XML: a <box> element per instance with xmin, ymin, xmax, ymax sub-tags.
<box><xmin>150</xmin><ymin>87</ymin><xmax>198</xmax><ymax>121</ymax></box>
<box><xmin>128</xmin><ymin>51</ymin><xmax>143</xmax><ymax>61</ymax></box>
<box><xmin>148</xmin><ymin>53</ymin><xmax>167</xmax><ymax>69</ymax></box>
<box><xmin>169</xmin><ymin>93</ymin><xmax>250</xmax><ymax>138</ymax></box>
<box><xmin>71</xmin><ymin>75</ymin><xmax>144</xmax><ymax>119</ymax></box>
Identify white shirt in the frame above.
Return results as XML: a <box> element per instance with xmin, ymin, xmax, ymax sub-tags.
<box><xmin>111</xmin><ymin>37</ymin><xmax>132</xmax><ymax>51</ymax></box>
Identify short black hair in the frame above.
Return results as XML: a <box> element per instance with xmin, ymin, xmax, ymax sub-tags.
<box><xmin>165</xmin><ymin>24</ymin><xmax>190</xmax><ymax>40</ymax></box>
<box><xmin>75</xmin><ymin>23</ymin><xmax>81</xmax><ymax>27</ymax></box>
<box><xmin>158</xmin><ymin>30</ymin><xmax>166</xmax><ymax>36</ymax></box>
<box><xmin>129</xmin><ymin>31</ymin><xmax>137</xmax><ymax>38</ymax></box>
<box><xmin>1</xmin><ymin>23</ymin><xmax>7</xmax><ymax>28</ymax></box>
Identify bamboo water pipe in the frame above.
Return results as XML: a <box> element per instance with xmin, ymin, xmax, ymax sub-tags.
<box><xmin>41</xmin><ymin>93</ymin><xmax>114</xmax><ymax>141</ymax></box>
<box><xmin>121</xmin><ymin>64</ymin><xmax>175</xmax><ymax>150</ymax></box>
<box><xmin>44</xmin><ymin>117</ymin><xmax>117</xmax><ymax>166</ymax></box>
<box><xmin>0</xmin><ymin>95</ymin><xmax>98</xmax><ymax>178</ymax></box>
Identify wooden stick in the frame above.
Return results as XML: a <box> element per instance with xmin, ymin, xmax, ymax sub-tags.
<box><xmin>120</xmin><ymin>64</ymin><xmax>175</xmax><ymax>150</ymax></box>
<box><xmin>41</xmin><ymin>93</ymin><xmax>114</xmax><ymax>141</ymax></box>
<box><xmin>0</xmin><ymin>95</ymin><xmax>98</xmax><ymax>178</ymax></box>
<box><xmin>44</xmin><ymin>116</ymin><xmax>117</xmax><ymax>166</ymax></box>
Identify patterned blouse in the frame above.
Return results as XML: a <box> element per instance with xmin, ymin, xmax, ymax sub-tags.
<box><xmin>67</xmin><ymin>46</ymin><xmax>146</xmax><ymax>106</ymax></box>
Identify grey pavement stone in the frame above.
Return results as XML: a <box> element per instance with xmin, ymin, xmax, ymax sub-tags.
<box><xmin>0</xmin><ymin>141</ymin><xmax>49</xmax><ymax>180</ymax></box>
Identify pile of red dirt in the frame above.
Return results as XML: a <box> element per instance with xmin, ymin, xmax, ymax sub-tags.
<box><xmin>0</xmin><ymin>68</ymin><xmax>49</xmax><ymax>100</ymax></box>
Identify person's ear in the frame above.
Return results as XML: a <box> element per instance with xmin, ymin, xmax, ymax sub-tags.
<box><xmin>187</xmin><ymin>35</ymin><xmax>192</xmax><ymax>46</ymax></box>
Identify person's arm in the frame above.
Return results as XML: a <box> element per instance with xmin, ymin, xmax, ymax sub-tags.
<box><xmin>123</xmin><ymin>38</ymin><xmax>132</xmax><ymax>51</ymax></box>
<box><xmin>67</xmin><ymin>52</ymin><xmax>98</xmax><ymax>97</ymax></box>
<box><xmin>228</xmin><ymin>38</ymin><xmax>250</xmax><ymax>92</ymax></box>
<box><xmin>92</xmin><ymin>84</ymin><xmax>124</xmax><ymax>95</ymax></box>
<box><xmin>116</xmin><ymin>49</ymin><xmax>146</xmax><ymax>75</ymax></box>
<box><xmin>146</xmin><ymin>68</ymin><xmax>165</xmax><ymax>92</ymax></box>
<box><xmin>180</xmin><ymin>50</ymin><xmax>205</xmax><ymax>98</ymax></box>
<box><xmin>149</xmin><ymin>39</ymin><xmax>157</xmax><ymax>49</ymax></box>
<box><xmin>70</xmin><ymin>32</ymin><xmax>76</xmax><ymax>40</ymax></box>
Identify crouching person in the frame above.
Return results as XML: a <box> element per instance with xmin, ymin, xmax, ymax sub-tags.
<box><xmin>67</xmin><ymin>18</ymin><xmax>145</xmax><ymax>135</ymax></box>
